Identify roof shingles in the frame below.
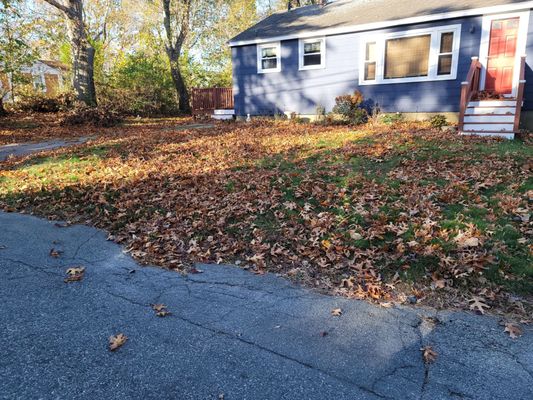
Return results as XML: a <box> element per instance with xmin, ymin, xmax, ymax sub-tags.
<box><xmin>230</xmin><ymin>0</ymin><xmax>531</xmax><ymax>44</ymax></box>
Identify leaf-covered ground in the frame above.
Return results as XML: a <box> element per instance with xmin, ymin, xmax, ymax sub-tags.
<box><xmin>1</xmin><ymin>117</ymin><xmax>531</xmax><ymax>318</ymax></box>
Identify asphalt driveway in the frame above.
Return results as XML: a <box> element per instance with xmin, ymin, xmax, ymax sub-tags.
<box><xmin>0</xmin><ymin>137</ymin><xmax>92</xmax><ymax>162</ymax></box>
<box><xmin>0</xmin><ymin>211</ymin><xmax>531</xmax><ymax>400</ymax></box>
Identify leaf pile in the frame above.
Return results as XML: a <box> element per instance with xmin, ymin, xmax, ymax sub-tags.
<box><xmin>0</xmin><ymin>119</ymin><xmax>531</xmax><ymax>317</ymax></box>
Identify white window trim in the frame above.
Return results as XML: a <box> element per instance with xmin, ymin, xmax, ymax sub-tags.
<box><xmin>358</xmin><ymin>24</ymin><xmax>462</xmax><ymax>85</ymax></box>
<box><xmin>257</xmin><ymin>42</ymin><xmax>281</xmax><ymax>74</ymax></box>
<box><xmin>298</xmin><ymin>37</ymin><xmax>326</xmax><ymax>70</ymax></box>
<box><xmin>478</xmin><ymin>10</ymin><xmax>530</xmax><ymax>97</ymax></box>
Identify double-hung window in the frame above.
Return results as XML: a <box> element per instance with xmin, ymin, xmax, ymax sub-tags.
<box><xmin>299</xmin><ymin>37</ymin><xmax>325</xmax><ymax>70</ymax></box>
<box><xmin>257</xmin><ymin>42</ymin><xmax>281</xmax><ymax>73</ymax></box>
<box><xmin>359</xmin><ymin>25</ymin><xmax>461</xmax><ymax>84</ymax></box>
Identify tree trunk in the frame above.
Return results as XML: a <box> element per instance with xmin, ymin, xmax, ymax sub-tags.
<box><xmin>167</xmin><ymin>52</ymin><xmax>190</xmax><ymax>113</ymax></box>
<box><xmin>0</xmin><ymin>97</ymin><xmax>6</xmax><ymax>116</ymax></box>
<box><xmin>66</xmin><ymin>5</ymin><xmax>97</xmax><ymax>106</ymax></box>
<box><xmin>43</xmin><ymin>0</ymin><xmax>97</xmax><ymax>107</ymax></box>
<box><xmin>162</xmin><ymin>0</ymin><xmax>191</xmax><ymax>114</ymax></box>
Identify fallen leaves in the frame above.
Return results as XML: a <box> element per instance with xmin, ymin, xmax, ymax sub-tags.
<box><xmin>469</xmin><ymin>296</ymin><xmax>491</xmax><ymax>314</ymax></box>
<box><xmin>421</xmin><ymin>346</ymin><xmax>438</xmax><ymax>364</ymax></box>
<box><xmin>109</xmin><ymin>333</ymin><xmax>128</xmax><ymax>351</ymax></box>
<box><xmin>49</xmin><ymin>248</ymin><xmax>62</xmax><ymax>258</ymax></box>
<box><xmin>1</xmin><ymin>120</ymin><xmax>531</xmax><ymax>318</ymax></box>
<box><xmin>151</xmin><ymin>303</ymin><xmax>171</xmax><ymax>317</ymax></box>
<box><xmin>64</xmin><ymin>266</ymin><xmax>85</xmax><ymax>283</ymax></box>
<box><xmin>331</xmin><ymin>308</ymin><xmax>342</xmax><ymax>316</ymax></box>
<box><xmin>504</xmin><ymin>323</ymin><xmax>523</xmax><ymax>339</ymax></box>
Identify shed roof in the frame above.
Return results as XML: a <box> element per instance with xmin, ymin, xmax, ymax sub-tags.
<box><xmin>230</xmin><ymin>0</ymin><xmax>532</xmax><ymax>46</ymax></box>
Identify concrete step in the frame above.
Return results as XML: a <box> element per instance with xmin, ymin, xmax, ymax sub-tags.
<box><xmin>461</xmin><ymin>131</ymin><xmax>515</xmax><ymax>139</ymax></box>
<box><xmin>211</xmin><ymin>114</ymin><xmax>234</xmax><ymax>120</ymax></box>
<box><xmin>462</xmin><ymin>122</ymin><xmax>514</xmax><ymax>132</ymax></box>
<box><xmin>465</xmin><ymin>106</ymin><xmax>516</xmax><ymax>115</ymax></box>
<box><xmin>468</xmin><ymin>100</ymin><xmax>517</xmax><ymax>107</ymax></box>
<box><xmin>213</xmin><ymin>109</ymin><xmax>235</xmax><ymax>115</ymax></box>
<box><xmin>464</xmin><ymin>115</ymin><xmax>515</xmax><ymax>123</ymax></box>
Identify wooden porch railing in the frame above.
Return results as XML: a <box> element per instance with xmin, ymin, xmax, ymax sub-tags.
<box><xmin>191</xmin><ymin>87</ymin><xmax>234</xmax><ymax>115</ymax></box>
<box><xmin>458</xmin><ymin>56</ymin><xmax>482</xmax><ymax>131</ymax></box>
<box><xmin>514</xmin><ymin>55</ymin><xmax>527</xmax><ymax>132</ymax></box>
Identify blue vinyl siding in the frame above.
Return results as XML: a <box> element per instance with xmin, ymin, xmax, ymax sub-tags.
<box><xmin>232</xmin><ymin>17</ymin><xmax>485</xmax><ymax>116</ymax></box>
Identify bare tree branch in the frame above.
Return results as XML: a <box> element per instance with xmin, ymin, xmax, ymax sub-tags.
<box><xmin>42</xmin><ymin>0</ymin><xmax>74</xmax><ymax>17</ymax></box>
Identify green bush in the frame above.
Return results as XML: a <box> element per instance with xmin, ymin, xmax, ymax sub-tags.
<box><xmin>430</xmin><ymin>114</ymin><xmax>448</xmax><ymax>129</ymax></box>
<box><xmin>380</xmin><ymin>113</ymin><xmax>405</xmax><ymax>125</ymax></box>
<box><xmin>100</xmin><ymin>52</ymin><xmax>178</xmax><ymax>116</ymax></box>
<box><xmin>351</xmin><ymin>108</ymin><xmax>368</xmax><ymax>125</ymax></box>
<box><xmin>331</xmin><ymin>90</ymin><xmax>368</xmax><ymax>125</ymax></box>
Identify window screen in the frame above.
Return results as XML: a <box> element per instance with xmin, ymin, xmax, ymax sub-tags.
<box><xmin>261</xmin><ymin>47</ymin><xmax>278</xmax><ymax>70</ymax></box>
<box><xmin>303</xmin><ymin>41</ymin><xmax>322</xmax><ymax>66</ymax></box>
<box><xmin>384</xmin><ymin>34</ymin><xmax>431</xmax><ymax>79</ymax></box>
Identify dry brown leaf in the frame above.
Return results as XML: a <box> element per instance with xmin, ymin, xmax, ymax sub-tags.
<box><xmin>455</xmin><ymin>235</ymin><xmax>479</xmax><ymax>248</ymax></box>
<box><xmin>49</xmin><ymin>248</ymin><xmax>62</xmax><ymax>258</ymax></box>
<box><xmin>156</xmin><ymin>310</ymin><xmax>172</xmax><ymax>317</ymax></box>
<box><xmin>151</xmin><ymin>304</ymin><xmax>167</xmax><ymax>312</ymax></box>
<box><xmin>469</xmin><ymin>296</ymin><xmax>490</xmax><ymax>314</ymax></box>
<box><xmin>504</xmin><ymin>323</ymin><xmax>523</xmax><ymax>339</ymax></box>
<box><xmin>64</xmin><ymin>266</ymin><xmax>85</xmax><ymax>283</ymax></box>
<box><xmin>421</xmin><ymin>346</ymin><xmax>438</xmax><ymax>364</ymax></box>
<box><xmin>66</xmin><ymin>267</ymin><xmax>85</xmax><ymax>275</ymax></box>
<box><xmin>109</xmin><ymin>333</ymin><xmax>128</xmax><ymax>351</ymax></box>
<box><xmin>349</xmin><ymin>231</ymin><xmax>363</xmax><ymax>241</ymax></box>
<box><xmin>151</xmin><ymin>304</ymin><xmax>171</xmax><ymax>317</ymax></box>
<box><xmin>331</xmin><ymin>308</ymin><xmax>342</xmax><ymax>316</ymax></box>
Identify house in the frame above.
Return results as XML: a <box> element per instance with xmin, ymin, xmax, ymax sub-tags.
<box><xmin>229</xmin><ymin>0</ymin><xmax>533</xmax><ymax>139</ymax></box>
<box><xmin>1</xmin><ymin>60</ymin><xmax>68</xmax><ymax>102</ymax></box>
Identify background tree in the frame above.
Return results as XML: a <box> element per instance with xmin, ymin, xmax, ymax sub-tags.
<box><xmin>161</xmin><ymin>0</ymin><xmax>194</xmax><ymax>113</ymax></box>
<box><xmin>0</xmin><ymin>1</ymin><xmax>37</xmax><ymax>114</ymax></box>
<box><xmin>287</xmin><ymin>0</ymin><xmax>319</xmax><ymax>10</ymax></box>
<box><xmin>42</xmin><ymin>0</ymin><xmax>97</xmax><ymax>106</ymax></box>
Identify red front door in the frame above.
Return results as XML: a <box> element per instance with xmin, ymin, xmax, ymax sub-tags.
<box><xmin>485</xmin><ymin>17</ymin><xmax>519</xmax><ymax>95</ymax></box>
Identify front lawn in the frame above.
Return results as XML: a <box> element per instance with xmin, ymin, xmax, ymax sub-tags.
<box><xmin>1</xmin><ymin>119</ymin><xmax>531</xmax><ymax>318</ymax></box>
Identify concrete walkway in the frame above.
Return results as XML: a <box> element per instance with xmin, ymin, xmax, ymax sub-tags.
<box><xmin>0</xmin><ymin>137</ymin><xmax>91</xmax><ymax>162</ymax></box>
<box><xmin>0</xmin><ymin>211</ymin><xmax>531</xmax><ymax>400</ymax></box>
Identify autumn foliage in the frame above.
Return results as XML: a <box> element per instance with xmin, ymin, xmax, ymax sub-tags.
<box><xmin>0</xmin><ymin>118</ymin><xmax>531</xmax><ymax>317</ymax></box>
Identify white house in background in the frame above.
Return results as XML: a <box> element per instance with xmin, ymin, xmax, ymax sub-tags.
<box><xmin>1</xmin><ymin>60</ymin><xmax>68</xmax><ymax>101</ymax></box>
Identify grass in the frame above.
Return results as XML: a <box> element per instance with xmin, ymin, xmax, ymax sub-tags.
<box><xmin>0</xmin><ymin>119</ymin><xmax>531</xmax><ymax>316</ymax></box>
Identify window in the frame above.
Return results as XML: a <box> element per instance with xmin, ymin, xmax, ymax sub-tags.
<box><xmin>384</xmin><ymin>35</ymin><xmax>431</xmax><ymax>79</ymax></box>
<box><xmin>299</xmin><ymin>37</ymin><xmax>325</xmax><ymax>70</ymax></box>
<box><xmin>364</xmin><ymin>42</ymin><xmax>376</xmax><ymax>80</ymax></box>
<box><xmin>257</xmin><ymin>42</ymin><xmax>281</xmax><ymax>73</ymax></box>
<box><xmin>360</xmin><ymin>24</ymin><xmax>461</xmax><ymax>84</ymax></box>
<box><xmin>437</xmin><ymin>32</ymin><xmax>454</xmax><ymax>75</ymax></box>
<box><xmin>33</xmin><ymin>74</ymin><xmax>46</xmax><ymax>92</ymax></box>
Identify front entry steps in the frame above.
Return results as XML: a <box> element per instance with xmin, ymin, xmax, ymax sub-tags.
<box><xmin>460</xmin><ymin>99</ymin><xmax>518</xmax><ymax>139</ymax></box>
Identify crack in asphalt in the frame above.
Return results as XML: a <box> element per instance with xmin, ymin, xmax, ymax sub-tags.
<box><xmin>2</xmin><ymin>258</ymin><xmax>63</xmax><ymax>277</ymax></box>
<box><xmin>447</xmin><ymin>388</ymin><xmax>475</xmax><ymax>399</ymax></box>
<box><xmin>168</xmin><ymin>311</ymin><xmax>392</xmax><ymax>399</ymax></box>
<box><xmin>102</xmin><ymin>287</ymin><xmax>390</xmax><ymax>398</ymax></box>
<box><xmin>69</xmin><ymin>230</ymin><xmax>101</xmax><ymax>261</ymax></box>
<box><xmin>182</xmin><ymin>277</ymin><xmax>282</xmax><ymax>296</ymax></box>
